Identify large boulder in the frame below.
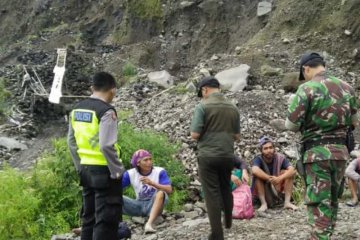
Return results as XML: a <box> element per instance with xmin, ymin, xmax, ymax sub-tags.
<box><xmin>269</xmin><ymin>119</ymin><xmax>287</xmax><ymax>132</ymax></box>
<box><xmin>257</xmin><ymin>1</ymin><xmax>272</xmax><ymax>17</ymax></box>
<box><xmin>282</xmin><ymin>72</ymin><xmax>302</xmax><ymax>92</ymax></box>
<box><xmin>0</xmin><ymin>137</ymin><xmax>28</xmax><ymax>151</ymax></box>
<box><xmin>186</xmin><ymin>82</ymin><xmax>197</xmax><ymax>92</ymax></box>
<box><xmin>198</xmin><ymin>0</ymin><xmax>221</xmax><ymax>14</ymax></box>
<box><xmin>147</xmin><ymin>70</ymin><xmax>174</xmax><ymax>88</ymax></box>
<box><xmin>180</xmin><ymin>1</ymin><xmax>195</xmax><ymax>9</ymax></box>
<box><xmin>260</xmin><ymin>64</ymin><xmax>283</xmax><ymax>77</ymax></box>
<box><xmin>215</xmin><ymin>64</ymin><xmax>250</xmax><ymax>92</ymax></box>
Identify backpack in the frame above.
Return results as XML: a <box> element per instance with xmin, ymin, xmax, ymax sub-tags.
<box><xmin>232</xmin><ymin>183</ymin><xmax>254</xmax><ymax>219</ymax></box>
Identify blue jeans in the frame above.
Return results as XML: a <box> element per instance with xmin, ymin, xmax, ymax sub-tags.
<box><xmin>122</xmin><ymin>191</ymin><xmax>168</xmax><ymax>217</ymax></box>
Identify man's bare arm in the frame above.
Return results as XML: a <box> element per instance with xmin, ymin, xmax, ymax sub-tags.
<box><xmin>252</xmin><ymin>166</ymin><xmax>271</xmax><ymax>181</ymax></box>
<box><xmin>191</xmin><ymin>132</ymin><xmax>201</xmax><ymax>140</ymax></box>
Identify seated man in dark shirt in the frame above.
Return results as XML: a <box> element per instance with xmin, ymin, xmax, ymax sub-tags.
<box><xmin>251</xmin><ymin>136</ymin><xmax>297</xmax><ymax>211</ymax></box>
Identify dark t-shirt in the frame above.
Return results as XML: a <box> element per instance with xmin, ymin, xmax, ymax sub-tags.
<box><xmin>252</xmin><ymin>155</ymin><xmax>290</xmax><ymax>176</ymax></box>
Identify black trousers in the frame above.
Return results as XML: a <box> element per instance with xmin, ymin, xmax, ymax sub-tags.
<box><xmin>198</xmin><ymin>157</ymin><xmax>234</xmax><ymax>240</ymax></box>
<box><xmin>79</xmin><ymin>165</ymin><xmax>123</xmax><ymax>240</ymax></box>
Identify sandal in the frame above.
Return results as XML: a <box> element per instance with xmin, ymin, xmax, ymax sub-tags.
<box><xmin>346</xmin><ymin>201</ymin><xmax>358</xmax><ymax>207</ymax></box>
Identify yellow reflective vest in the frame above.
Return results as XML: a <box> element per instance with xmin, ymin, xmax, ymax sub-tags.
<box><xmin>71</xmin><ymin>99</ymin><xmax>120</xmax><ymax>166</ymax></box>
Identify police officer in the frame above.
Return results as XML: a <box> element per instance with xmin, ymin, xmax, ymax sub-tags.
<box><xmin>68</xmin><ymin>72</ymin><xmax>124</xmax><ymax>240</ymax></box>
<box><xmin>286</xmin><ymin>52</ymin><xmax>359</xmax><ymax>240</ymax></box>
<box><xmin>190</xmin><ymin>76</ymin><xmax>240</xmax><ymax>240</ymax></box>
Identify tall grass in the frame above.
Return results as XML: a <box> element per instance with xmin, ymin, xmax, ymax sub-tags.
<box><xmin>119</xmin><ymin>122</ymin><xmax>190</xmax><ymax>210</ymax></box>
<box><xmin>0</xmin><ymin>121</ymin><xmax>189</xmax><ymax>239</ymax></box>
<box><xmin>0</xmin><ymin>79</ymin><xmax>11</xmax><ymax>122</ymax></box>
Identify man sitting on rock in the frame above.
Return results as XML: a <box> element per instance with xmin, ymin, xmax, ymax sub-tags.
<box><xmin>122</xmin><ymin>149</ymin><xmax>172</xmax><ymax>234</ymax></box>
<box><xmin>251</xmin><ymin>136</ymin><xmax>298</xmax><ymax>211</ymax></box>
<box><xmin>345</xmin><ymin>157</ymin><xmax>360</xmax><ymax>207</ymax></box>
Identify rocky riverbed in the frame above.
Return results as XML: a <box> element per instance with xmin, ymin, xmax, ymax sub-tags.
<box><xmin>52</xmin><ymin>201</ymin><xmax>360</xmax><ymax>240</ymax></box>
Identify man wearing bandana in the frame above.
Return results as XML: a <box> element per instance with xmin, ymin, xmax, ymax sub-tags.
<box><xmin>251</xmin><ymin>136</ymin><xmax>297</xmax><ymax>212</ymax></box>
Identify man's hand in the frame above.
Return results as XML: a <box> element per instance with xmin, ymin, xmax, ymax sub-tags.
<box><xmin>191</xmin><ymin>132</ymin><xmax>200</xmax><ymax>140</ymax></box>
<box><xmin>231</xmin><ymin>174</ymin><xmax>242</xmax><ymax>187</ymax></box>
<box><xmin>242</xmin><ymin>170</ymin><xmax>250</xmax><ymax>183</ymax></box>
<box><xmin>140</xmin><ymin>176</ymin><xmax>153</xmax><ymax>186</ymax></box>
<box><xmin>269</xmin><ymin>176</ymin><xmax>283</xmax><ymax>185</ymax></box>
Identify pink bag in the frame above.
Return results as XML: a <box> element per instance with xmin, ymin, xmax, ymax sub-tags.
<box><xmin>232</xmin><ymin>183</ymin><xmax>254</xmax><ymax>219</ymax></box>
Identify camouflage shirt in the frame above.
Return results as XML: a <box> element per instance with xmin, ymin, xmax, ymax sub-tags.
<box><xmin>287</xmin><ymin>71</ymin><xmax>358</xmax><ymax>163</ymax></box>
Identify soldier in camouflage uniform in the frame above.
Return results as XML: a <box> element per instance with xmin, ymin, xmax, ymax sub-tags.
<box><xmin>285</xmin><ymin>52</ymin><xmax>359</xmax><ymax>240</ymax></box>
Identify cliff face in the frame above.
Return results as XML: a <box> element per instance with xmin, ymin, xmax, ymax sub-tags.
<box><xmin>0</xmin><ymin>2</ymin><xmax>359</xmax><ymax>238</ymax></box>
<box><xmin>0</xmin><ymin>0</ymin><xmax>358</xmax><ymax>130</ymax></box>
<box><xmin>0</xmin><ymin>0</ymin><xmax>359</xmax><ymax>75</ymax></box>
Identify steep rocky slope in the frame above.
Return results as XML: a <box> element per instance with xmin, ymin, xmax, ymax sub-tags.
<box><xmin>0</xmin><ymin>1</ymin><xmax>359</xmax><ymax>238</ymax></box>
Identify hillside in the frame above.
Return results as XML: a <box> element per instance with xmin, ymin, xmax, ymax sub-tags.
<box><xmin>0</xmin><ymin>0</ymin><xmax>359</xmax><ymax>239</ymax></box>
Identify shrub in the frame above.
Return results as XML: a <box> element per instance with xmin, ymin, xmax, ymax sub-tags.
<box><xmin>292</xmin><ymin>175</ymin><xmax>305</xmax><ymax>205</ymax></box>
<box><xmin>0</xmin><ymin>78</ymin><xmax>11</xmax><ymax>121</ymax></box>
<box><xmin>289</xmin><ymin>159</ymin><xmax>304</xmax><ymax>204</ymax></box>
<box><xmin>119</xmin><ymin>122</ymin><xmax>190</xmax><ymax>210</ymax></box>
<box><xmin>0</xmin><ymin>122</ymin><xmax>189</xmax><ymax>239</ymax></box>
<box><xmin>170</xmin><ymin>84</ymin><xmax>188</xmax><ymax>95</ymax></box>
<box><xmin>166</xmin><ymin>189</ymin><xmax>188</xmax><ymax>212</ymax></box>
<box><xmin>0</xmin><ymin>138</ymin><xmax>82</xmax><ymax>240</ymax></box>
<box><xmin>30</xmin><ymin>138</ymin><xmax>82</xmax><ymax>236</ymax></box>
<box><xmin>128</xmin><ymin>0</ymin><xmax>163</xmax><ymax>19</ymax></box>
<box><xmin>122</xmin><ymin>62</ymin><xmax>137</xmax><ymax>77</ymax></box>
<box><xmin>0</xmin><ymin>167</ymin><xmax>40</xmax><ymax>240</ymax></box>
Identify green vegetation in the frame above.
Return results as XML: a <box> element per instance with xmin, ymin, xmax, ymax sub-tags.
<box><xmin>170</xmin><ymin>84</ymin><xmax>188</xmax><ymax>95</ymax></box>
<box><xmin>112</xmin><ymin>0</ymin><xmax>163</xmax><ymax>45</ymax></box>
<box><xmin>289</xmin><ymin>159</ymin><xmax>304</xmax><ymax>205</ymax></box>
<box><xmin>0</xmin><ymin>166</ymin><xmax>40</xmax><ymax>239</ymax></box>
<box><xmin>119</xmin><ymin>122</ymin><xmax>189</xmax><ymax>190</ymax></box>
<box><xmin>0</xmin><ymin>78</ymin><xmax>11</xmax><ymax>122</ymax></box>
<box><xmin>128</xmin><ymin>0</ymin><xmax>163</xmax><ymax>19</ymax></box>
<box><xmin>292</xmin><ymin>175</ymin><xmax>305</xmax><ymax>205</ymax></box>
<box><xmin>118</xmin><ymin>61</ymin><xmax>138</xmax><ymax>85</ymax></box>
<box><xmin>0</xmin><ymin>120</ymin><xmax>189</xmax><ymax>239</ymax></box>
<box><xmin>119</xmin><ymin>122</ymin><xmax>189</xmax><ymax>211</ymax></box>
<box><xmin>25</xmin><ymin>34</ymin><xmax>38</xmax><ymax>42</ymax></box>
<box><xmin>112</xmin><ymin>29</ymin><xmax>128</xmax><ymax>45</ymax></box>
<box><xmin>42</xmin><ymin>22</ymin><xmax>69</xmax><ymax>33</ymax></box>
<box><xmin>122</xmin><ymin>61</ymin><xmax>138</xmax><ymax>77</ymax></box>
<box><xmin>0</xmin><ymin>138</ymin><xmax>81</xmax><ymax>240</ymax></box>
<box><xmin>118</xmin><ymin>109</ymin><xmax>134</xmax><ymax>121</ymax></box>
<box><xmin>30</xmin><ymin>139</ymin><xmax>82</xmax><ymax>236</ymax></box>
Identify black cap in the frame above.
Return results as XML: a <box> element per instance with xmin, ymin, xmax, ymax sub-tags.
<box><xmin>197</xmin><ymin>76</ymin><xmax>220</xmax><ymax>97</ymax></box>
<box><xmin>299</xmin><ymin>52</ymin><xmax>325</xmax><ymax>80</ymax></box>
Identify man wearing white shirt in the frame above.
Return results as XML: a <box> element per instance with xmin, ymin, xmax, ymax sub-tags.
<box><xmin>122</xmin><ymin>149</ymin><xmax>172</xmax><ymax>234</ymax></box>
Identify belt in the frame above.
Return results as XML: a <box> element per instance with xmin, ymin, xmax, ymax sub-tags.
<box><xmin>303</xmin><ymin>138</ymin><xmax>346</xmax><ymax>151</ymax></box>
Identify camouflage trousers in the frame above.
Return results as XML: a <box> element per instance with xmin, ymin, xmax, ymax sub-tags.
<box><xmin>304</xmin><ymin>160</ymin><xmax>346</xmax><ymax>240</ymax></box>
